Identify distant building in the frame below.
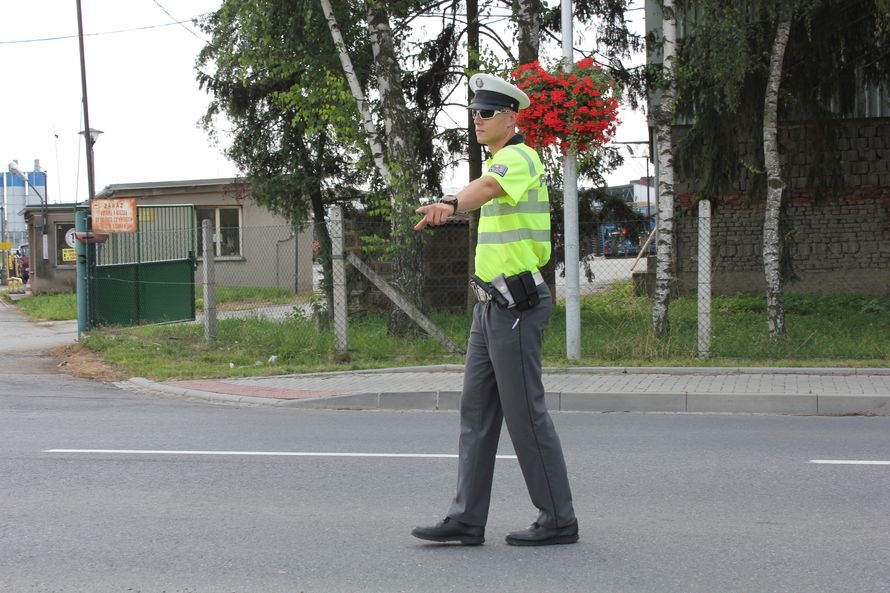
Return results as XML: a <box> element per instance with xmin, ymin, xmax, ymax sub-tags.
<box><xmin>630</xmin><ymin>176</ymin><xmax>656</xmax><ymax>217</ymax></box>
<box><xmin>19</xmin><ymin>177</ymin><xmax>315</xmax><ymax>295</ymax></box>
<box><xmin>604</xmin><ymin>177</ymin><xmax>655</xmax><ymax>217</ymax></box>
<box><xmin>2</xmin><ymin>159</ymin><xmax>46</xmax><ymax>247</ymax></box>
<box><xmin>603</xmin><ymin>183</ymin><xmax>634</xmax><ymax>203</ymax></box>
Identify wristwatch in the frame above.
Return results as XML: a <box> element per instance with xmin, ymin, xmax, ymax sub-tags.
<box><xmin>439</xmin><ymin>195</ymin><xmax>459</xmax><ymax>214</ymax></box>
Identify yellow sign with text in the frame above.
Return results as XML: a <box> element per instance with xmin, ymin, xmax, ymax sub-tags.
<box><xmin>0</xmin><ymin>241</ymin><xmax>12</xmax><ymax>250</ymax></box>
<box><xmin>91</xmin><ymin>198</ymin><xmax>138</xmax><ymax>233</ymax></box>
<box><xmin>62</xmin><ymin>248</ymin><xmax>76</xmax><ymax>262</ymax></box>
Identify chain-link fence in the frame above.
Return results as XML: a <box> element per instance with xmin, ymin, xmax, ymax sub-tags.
<box><xmin>101</xmin><ymin>197</ymin><xmax>887</xmax><ymax>362</ymax></box>
<box><xmin>311</xmin><ymin>208</ymin><xmax>666</xmax><ymax>358</ymax></box>
<box><xmin>191</xmin><ymin>214</ymin><xmax>597</xmax><ymax>321</ymax></box>
<box><xmin>191</xmin><ymin>222</ymin><xmax>316</xmax><ymax>325</ymax></box>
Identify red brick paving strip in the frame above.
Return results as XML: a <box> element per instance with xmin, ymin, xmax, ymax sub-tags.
<box><xmin>167</xmin><ymin>380</ymin><xmax>341</xmax><ymax>400</ymax></box>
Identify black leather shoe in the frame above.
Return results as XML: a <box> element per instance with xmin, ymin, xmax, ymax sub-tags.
<box><xmin>411</xmin><ymin>517</ymin><xmax>485</xmax><ymax>545</ymax></box>
<box><xmin>505</xmin><ymin>520</ymin><xmax>579</xmax><ymax>546</ymax></box>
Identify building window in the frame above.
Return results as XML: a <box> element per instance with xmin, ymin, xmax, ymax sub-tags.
<box><xmin>196</xmin><ymin>207</ymin><xmax>241</xmax><ymax>258</ymax></box>
<box><xmin>55</xmin><ymin>223</ymin><xmax>77</xmax><ymax>267</ymax></box>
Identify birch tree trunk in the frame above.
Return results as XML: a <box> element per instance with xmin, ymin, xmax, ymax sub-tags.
<box><xmin>319</xmin><ymin>0</ymin><xmax>391</xmax><ymax>186</ymax></box>
<box><xmin>365</xmin><ymin>0</ymin><xmax>426</xmax><ymax>333</ymax></box>
<box><xmin>652</xmin><ymin>0</ymin><xmax>676</xmax><ymax>340</ymax></box>
<box><xmin>367</xmin><ymin>1</ymin><xmax>415</xmax><ymax>168</ymax></box>
<box><xmin>762</xmin><ymin>7</ymin><xmax>792</xmax><ymax>340</ymax></box>
<box><xmin>514</xmin><ymin>0</ymin><xmax>542</xmax><ymax>64</ymax></box>
<box><xmin>320</xmin><ymin>0</ymin><xmax>426</xmax><ymax>334</ymax></box>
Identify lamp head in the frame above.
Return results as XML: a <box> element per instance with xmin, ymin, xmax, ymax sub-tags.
<box><xmin>80</xmin><ymin>128</ymin><xmax>103</xmax><ymax>143</ymax></box>
<box><xmin>7</xmin><ymin>160</ymin><xmax>26</xmax><ymax>181</ymax></box>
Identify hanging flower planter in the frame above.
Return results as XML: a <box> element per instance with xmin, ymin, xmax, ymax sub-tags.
<box><xmin>512</xmin><ymin>57</ymin><xmax>620</xmax><ymax>155</ymax></box>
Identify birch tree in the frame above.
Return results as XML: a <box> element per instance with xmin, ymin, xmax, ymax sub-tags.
<box><xmin>365</xmin><ymin>1</ymin><xmax>428</xmax><ymax>331</ymax></box>
<box><xmin>514</xmin><ymin>0</ymin><xmax>543</xmax><ymax>64</ymax></box>
<box><xmin>762</xmin><ymin>5</ymin><xmax>793</xmax><ymax>339</ymax></box>
<box><xmin>652</xmin><ymin>0</ymin><xmax>677</xmax><ymax>339</ymax></box>
<box><xmin>319</xmin><ymin>0</ymin><xmax>392</xmax><ymax>186</ymax></box>
<box><xmin>320</xmin><ymin>0</ymin><xmax>432</xmax><ymax>333</ymax></box>
<box><xmin>673</xmin><ymin>0</ymin><xmax>890</xmax><ymax>341</ymax></box>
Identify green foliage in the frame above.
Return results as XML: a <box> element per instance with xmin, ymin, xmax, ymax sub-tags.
<box><xmin>673</xmin><ymin>0</ymin><xmax>890</xmax><ymax>201</ymax></box>
<box><xmin>196</xmin><ymin>0</ymin><xmax>649</xmax><ymax>208</ymax></box>
<box><xmin>197</xmin><ymin>0</ymin><xmax>374</xmax><ymax>223</ymax></box>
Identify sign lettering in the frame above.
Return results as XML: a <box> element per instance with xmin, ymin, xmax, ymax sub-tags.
<box><xmin>91</xmin><ymin>198</ymin><xmax>138</xmax><ymax>233</ymax></box>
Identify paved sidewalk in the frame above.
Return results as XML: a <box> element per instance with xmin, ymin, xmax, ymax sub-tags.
<box><xmin>3</xmin><ymin>297</ymin><xmax>888</xmax><ymax>415</ymax></box>
<box><xmin>126</xmin><ymin>365</ymin><xmax>890</xmax><ymax>415</ymax></box>
<box><xmin>0</xmin><ymin>298</ymin><xmax>79</xmax><ymax>354</ymax></box>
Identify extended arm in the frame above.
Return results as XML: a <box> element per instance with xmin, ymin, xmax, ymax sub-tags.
<box><xmin>414</xmin><ymin>175</ymin><xmax>505</xmax><ymax>230</ymax></box>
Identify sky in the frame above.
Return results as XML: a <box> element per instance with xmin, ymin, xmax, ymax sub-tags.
<box><xmin>1</xmin><ymin>0</ymin><xmax>649</xmax><ymax>205</ymax></box>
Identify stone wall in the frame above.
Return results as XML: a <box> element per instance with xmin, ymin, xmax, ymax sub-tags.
<box><xmin>672</xmin><ymin>117</ymin><xmax>890</xmax><ymax>296</ymax></box>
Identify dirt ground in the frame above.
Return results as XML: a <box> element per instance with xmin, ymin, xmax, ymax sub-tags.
<box><xmin>50</xmin><ymin>344</ymin><xmax>130</xmax><ymax>383</ymax></box>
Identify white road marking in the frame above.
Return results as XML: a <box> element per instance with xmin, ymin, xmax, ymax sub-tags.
<box><xmin>43</xmin><ymin>449</ymin><xmax>517</xmax><ymax>459</ymax></box>
<box><xmin>809</xmin><ymin>460</ymin><xmax>890</xmax><ymax>465</ymax></box>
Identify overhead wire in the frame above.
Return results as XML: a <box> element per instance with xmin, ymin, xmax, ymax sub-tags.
<box><xmin>150</xmin><ymin>0</ymin><xmax>207</xmax><ymax>42</ymax></box>
<box><xmin>0</xmin><ymin>14</ymin><xmax>211</xmax><ymax>45</ymax></box>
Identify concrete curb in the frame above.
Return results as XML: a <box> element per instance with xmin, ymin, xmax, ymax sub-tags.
<box><xmin>121</xmin><ymin>377</ymin><xmax>889</xmax><ymax>415</ymax></box>
<box><xmin>122</xmin><ymin>378</ymin><xmax>302</xmax><ymax>407</ymax></box>
<box><xmin>542</xmin><ymin>366</ymin><xmax>890</xmax><ymax>376</ymax></box>
<box><xmin>205</xmin><ymin>364</ymin><xmax>890</xmax><ymax>378</ymax></box>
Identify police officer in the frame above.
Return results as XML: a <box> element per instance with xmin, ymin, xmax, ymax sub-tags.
<box><xmin>412</xmin><ymin>73</ymin><xmax>578</xmax><ymax>546</ymax></box>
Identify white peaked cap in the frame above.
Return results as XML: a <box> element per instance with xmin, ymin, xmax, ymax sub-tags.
<box><xmin>468</xmin><ymin>73</ymin><xmax>531</xmax><ymax>111</ymax></box>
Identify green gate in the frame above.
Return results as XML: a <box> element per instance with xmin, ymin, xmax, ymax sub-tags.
<box><xmin>93</xmin><ymin>205</ymin><xmax>196</xmax><ymax>326</ymax></box>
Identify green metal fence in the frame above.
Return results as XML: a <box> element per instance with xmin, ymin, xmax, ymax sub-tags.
<box><xmin>93</xmin><ymin>205</ymin><xmax>196</xmax><ymax>326</ymax></box>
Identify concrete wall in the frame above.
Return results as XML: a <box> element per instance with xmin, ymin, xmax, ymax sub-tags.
<box><xmin>672</xmin><ymin>117</ymin><xmax>890</xmax><ymax>296</ymax></box>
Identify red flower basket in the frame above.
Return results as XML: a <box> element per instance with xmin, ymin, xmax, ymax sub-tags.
<box><xmin>512</xmin><ymin>57</ymin><xmax>620</xmax><ymax>155</ymax></box>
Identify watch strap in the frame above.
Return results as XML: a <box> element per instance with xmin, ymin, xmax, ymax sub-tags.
<box><xmin>439</xmin><ymin>196</ymin><xmax>458</xmax><ymax>214</ymax></box>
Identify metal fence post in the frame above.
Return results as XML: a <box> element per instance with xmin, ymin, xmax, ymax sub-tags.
<box><xmin>330</xmin><ymin>206</ymin><xmax>348</xmax><ymax>353</ymax></box>
<box><xmin>697</xmin><ymin>199</ymin><xmax>712</xmax><ymax>357</ymax></box>
<box><xmin>75</xmin><ymin>208</ymin><xmax>90</xmax><ymax>337</ymax></box>
<box><xmin>202</xmin><ymin>219</ymin><xmax>217</xmax><ymax>341</ymax></box>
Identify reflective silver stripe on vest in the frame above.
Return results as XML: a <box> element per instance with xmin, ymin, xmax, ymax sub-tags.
<box><xmin>482</xmin><ymin>195</ymin><xmax>549</xmax><ymax>216</ymax></box>
<box><xmin>477</xmin><ymin>228</ymin><xmax>552</xmax><ymax>244</ymax></box>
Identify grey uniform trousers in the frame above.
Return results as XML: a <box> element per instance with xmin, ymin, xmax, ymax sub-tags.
<box><xmin>447</xmin><ymin>284</ymin><xmax>576</xmax><ymax>529</ymax></box>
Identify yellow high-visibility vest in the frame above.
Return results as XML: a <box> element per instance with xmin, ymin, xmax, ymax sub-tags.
<box><xmin>475</xmin><ymin>141</ymin><xmax>551</xmax><ymax>282</ymax></box>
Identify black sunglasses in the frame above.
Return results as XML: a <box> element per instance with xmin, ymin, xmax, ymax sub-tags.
<box><xmin>471</xmin><ymin>108</ymin><xmax>512</xmax><ymax>120</ymax></box>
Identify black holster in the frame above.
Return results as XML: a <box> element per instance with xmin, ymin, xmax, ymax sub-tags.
<box><xmin>505</xmin><ymin>271</ymin><xmax>540</xmax><ymax>311</ymax></box>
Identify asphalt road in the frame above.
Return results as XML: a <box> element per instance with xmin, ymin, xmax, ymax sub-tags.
<box><xmin>2</xmin><ymin>366</ymin><xmax>889</xmax><ymax>593</ymax></box>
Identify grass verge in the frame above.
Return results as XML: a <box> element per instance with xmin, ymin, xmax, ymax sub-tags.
<box><xmin>6</xmin><ymin>285</ymin><xmax>888</xmax><ymax>381</ymax></box>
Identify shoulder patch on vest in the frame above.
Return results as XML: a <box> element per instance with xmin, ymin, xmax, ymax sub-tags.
<box><xmin>488</xmin><ymin>164</ymin><xmax>508</xmax><ymax>177</ymax></box>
